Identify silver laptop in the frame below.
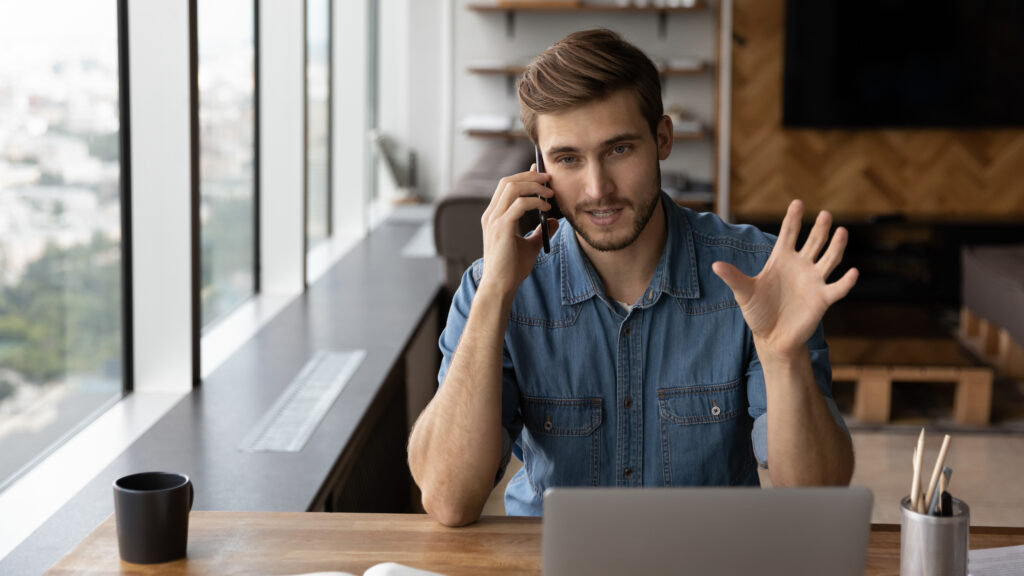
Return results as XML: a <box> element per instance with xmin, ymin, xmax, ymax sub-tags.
<box><xmin>542</xmin><ymin>486</ymin><xmax>873</xmax><ymax>576</ymax></box>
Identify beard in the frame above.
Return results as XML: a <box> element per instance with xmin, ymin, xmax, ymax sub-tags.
<box><xmin>562</xmin><ymin>165</ymin><xmax>662</xmax><ymax>253</ymax></box>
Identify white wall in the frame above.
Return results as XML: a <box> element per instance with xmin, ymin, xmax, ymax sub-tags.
<box><xmin>130</xmin><ymin>0</ymin><xmax>193</xmax><ymax>392</ymax></box>
<box><xmin>259</xmin><ymin>0</ymin><xmax>305</xmax><ymax>293</ymax></box>
<box><xmin>376</xmin><ymin>0</ymin><xmax>446</xmax><ymax>202</ymax></box>
<box><xmin>333</xmin><ymin>0</ymin><xmax>370</xmax><ymax>234</ymax></box>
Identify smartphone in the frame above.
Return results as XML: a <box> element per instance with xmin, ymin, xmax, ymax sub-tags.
<box><xmin>534</xmin><ymin>146</ymin><xmax>551</xmax><ymax>254</ymax></box>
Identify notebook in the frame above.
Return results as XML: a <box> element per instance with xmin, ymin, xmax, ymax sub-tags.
<box><xmin>542</xmin><ymin>486</ymin><xmax>873</xmax><ymax>576</ymax></box>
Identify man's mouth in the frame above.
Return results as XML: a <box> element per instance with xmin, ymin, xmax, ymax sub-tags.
<box><xmin>583</xmin><ymin>206</ymin><xmax>624</xmax><ymax>226</ymax></box>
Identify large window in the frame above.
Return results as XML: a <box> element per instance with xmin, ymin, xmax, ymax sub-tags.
<box><xmin>306</xmin><ymin>0</ymin><xmax>331</xmax><ymax>250</ymax></box>
<box><xmin>0</xmin><ymin>0</ymin><xmax>125</xmax><ymax>488</ymax></box>
<box><xmin>198</xmin><ymin>0</ymin><xmax>257</xmax><ymax>328</ymax></box>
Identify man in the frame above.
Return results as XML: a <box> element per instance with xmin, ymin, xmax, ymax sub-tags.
<box><xmin>408</xmin><ymin>29</ymin><xmax>857</xmax><ymax>527</ymax></box>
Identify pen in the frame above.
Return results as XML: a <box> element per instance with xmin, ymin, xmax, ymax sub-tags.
<box><xmin>535</xmin><ymin>146</ymin><xmax>551</xmax><ymax>254</ymax></box>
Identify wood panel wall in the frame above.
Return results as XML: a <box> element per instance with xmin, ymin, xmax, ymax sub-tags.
<box><xmin>729</xmin><ymin>0</ymin><xmax>1024</xmax><ymax>222</ymax></box>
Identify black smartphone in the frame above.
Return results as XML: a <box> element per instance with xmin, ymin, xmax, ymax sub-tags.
<box><xmin>534</xmin><ymin>146</ymin><xmax>551</xmax><ymax>254</ymax></box>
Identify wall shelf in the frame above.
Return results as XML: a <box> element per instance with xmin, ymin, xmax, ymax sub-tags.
<box><xmin>468</xmin><ymin>2</ymin><xmax>708</xmax><ymax>38</ymax></box>
<box><xmin>467</xmin><ymin>62</ymin><xmax>712</xmax><ymax>77</ymax></box>
<box><xmin>464</xmin><ymin>128</ymin><xmax>711</xmax><ymax>142</ymax></box>
<box><xmin>467</xmin><ymin>3</ymin><xmax>707</xmax><ymax>13</ymax></box>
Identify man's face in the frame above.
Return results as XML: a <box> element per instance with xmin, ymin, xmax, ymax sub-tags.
<box><xmin>536</xmin><ymin>89</ymin><xmax>673</xmax><ymax>252</ymax></box>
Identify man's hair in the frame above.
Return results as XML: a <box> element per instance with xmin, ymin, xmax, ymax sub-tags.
<box><xmin>518</xmin><ymin>28</ymin><xmax>663</xmax><ymax>144</ymax></box>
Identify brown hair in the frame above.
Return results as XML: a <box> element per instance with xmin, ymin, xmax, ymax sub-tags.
<box><xmin>518</xmin><ymin>28</ymin><xmax>663</xmax><ymax>144</ymax></box>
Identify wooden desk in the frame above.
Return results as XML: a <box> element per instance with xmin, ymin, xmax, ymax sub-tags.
<box><xmin>49</xmin><ymin>512</ymin><xmax>1024</xmax><ymax>575</ymax></box>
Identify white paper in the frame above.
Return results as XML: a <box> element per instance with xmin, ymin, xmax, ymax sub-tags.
<box><xmin>968</xmin><ymin>544</ymin><xmax>1024</xmax><ymax>576</ymax></box>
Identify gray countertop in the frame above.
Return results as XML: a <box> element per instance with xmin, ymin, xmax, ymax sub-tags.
<box><xmin>1</xmin><ymin>217</ymin><xmax>443</xmax><ymax>574</ymax></box>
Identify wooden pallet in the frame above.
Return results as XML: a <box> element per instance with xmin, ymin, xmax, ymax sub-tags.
<box><xmin>959</xmin><ymin>306</ymin><xmax>1024</xmax><ymax>380</ymax></box>
<box><xmin>829</xmin><ymin>337</ymin><xmax>994</xmax><ymax>427</ymax></box>
<box><xmin>834</xmin><ymin>365</ymin><xmax>993</xmax><ymax>427</ymax></box>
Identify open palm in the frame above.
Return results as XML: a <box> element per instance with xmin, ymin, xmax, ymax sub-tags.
<box><xmin>712</xmin><ymin>200</ymin><xmax>859</xmax><ymax>359</ymax></box>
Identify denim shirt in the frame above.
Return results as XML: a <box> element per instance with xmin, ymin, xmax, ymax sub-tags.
<box><xmin>437</xmin><ymin>192</ymin><xmax>848</xmax><ymax>516</ymax></box>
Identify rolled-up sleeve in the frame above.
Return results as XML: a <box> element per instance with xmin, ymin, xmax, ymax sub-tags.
<box><xmin>746</xmin><ymin>322</ymin><xmax>850</xmax><ymax>469</ymax></box>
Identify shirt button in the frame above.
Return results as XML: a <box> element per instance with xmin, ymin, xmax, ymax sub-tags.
<box><xmin>624</xmin><ymin>395</ymin><xmax>633</xmax><ymax>409</ymax></box>
<box><xmin>624</xmin><ymin>326</ymin><xmax>631</xmax><ymax>337</ymax></box>
<box><xmin>646</xmin><ymin>289</ymin><xmax>654</xmax><ymax>301</ymax></box>
<box><xmin>624</xmin><ymin>467</ymin><xmax>633</xmax><ymax>478</ymax></box>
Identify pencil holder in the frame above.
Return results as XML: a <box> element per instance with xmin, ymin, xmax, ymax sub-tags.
<box><xmin>900</xmin><ymin>495</ymin><xmax>969</xmax><ymax>576</ymax></box>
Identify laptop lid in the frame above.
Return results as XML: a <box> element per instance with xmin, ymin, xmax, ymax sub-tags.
<box><xmin>542</xmin><ymin>486</ymin><xmax>873</xmax><ymax>576</ymax></box>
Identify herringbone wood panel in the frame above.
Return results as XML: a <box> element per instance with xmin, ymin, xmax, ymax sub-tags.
<box><xmin>731</xmin><ymin>0</ymin><xmax>1024</xmax><ymax>221</ymax></box>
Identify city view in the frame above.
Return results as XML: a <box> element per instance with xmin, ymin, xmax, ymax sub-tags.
<box><xmin>0</xmin><ymin>0</ymin><xmax>124</xmax><ymax>487</ymax></box>
<box><xmin>0</xmin><ymin>0</ymin><xmax>260</xmax><ymax>488</ymax></box>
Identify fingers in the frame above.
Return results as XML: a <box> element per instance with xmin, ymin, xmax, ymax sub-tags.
<box><xmin>816</xmin><ymin>225</ymin><xmax>849</xmax><ymax>277</ymax></box>
<box><xmin>824</xmin><ymin>267</ymin><xmax>859</xmax><ymax>305</ymax></box>
<box><xmin>482</xmin><ymin>168</ymin><xmax>553</xmax><ymax>226</ymax></box>
<box><xmin>712</xmin><ymin>261</ymin><xmax>754</xmax><ymax>303</ymax></box>
<box><xmin>776</xmin><ymin>199</ymin><xmax>804</xmax><ymax>251</ymax></box>
<box><xmin>482</xmin><ymin>196</ymin><xmax>551</xmax><ymax>236</ymax></box>
<box><xmin>800</xmin><ymin>210</ymin><xmax>833</xmax><ymax>262</ymax></box>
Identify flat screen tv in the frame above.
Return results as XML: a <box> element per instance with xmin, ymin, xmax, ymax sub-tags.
<box><xmin>783</xmin><ymin>0</ymin><xmax>1024</xmax><ymax>128</ymax></box>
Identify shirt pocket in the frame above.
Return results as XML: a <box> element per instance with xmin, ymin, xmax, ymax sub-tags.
<box><xmin>657</xmin><ymin>379</ymin><xmax>755</xmax><ymax>486</ymax></box>
<box><xmin>519</xmin><ymin>396</ymin><xmax>603</xmax><ymax>495</ymax></box>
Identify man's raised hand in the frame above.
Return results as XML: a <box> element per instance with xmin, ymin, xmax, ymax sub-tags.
<box><xmin>711</xmin><ymin>199</ymin><xmax>859</xmax><ymax>360</ymax></box>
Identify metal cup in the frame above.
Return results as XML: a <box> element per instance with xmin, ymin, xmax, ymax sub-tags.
<box><xmin>900</xmin><ymin>495</ymin><xmax>969</xmax><ymax>576</ymax></box>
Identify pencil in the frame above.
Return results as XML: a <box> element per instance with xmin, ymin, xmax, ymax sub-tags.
<box><xmin>911</xmin><ymin>428</ymin><xmax>925</xmax><ymax>512</ymax></box>
<box><xmin>923</xmin><ymin>434</ymin><xmax>952</xmax><ymax>516</ymax></box>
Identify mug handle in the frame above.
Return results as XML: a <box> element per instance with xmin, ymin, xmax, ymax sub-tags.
<box><xmin>188</xmin><ymin>481</ymin><xmax>194</xmax><ymax>511</ymax></box>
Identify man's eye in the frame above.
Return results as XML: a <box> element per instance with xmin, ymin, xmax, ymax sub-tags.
<box><xmin>612</xmin><ymin>145</ymin><xmax>630</xmax><ymax>155</ymax></box>
<box><xmin>557</xmin><ymin>156</ymin><xmax>577</xmax><ymax>165</ymax></box>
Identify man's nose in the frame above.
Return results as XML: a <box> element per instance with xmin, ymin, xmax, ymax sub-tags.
<box><xmin>583</xmin><ymin>161</ymin><xmax>613</xmax><ymax>199</ymax></box>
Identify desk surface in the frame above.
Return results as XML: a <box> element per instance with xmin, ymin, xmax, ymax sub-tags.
<box><xmin>49</xmin><ymin>512</ymin><xmax>1024</xmax><ymax>575</ymax></box>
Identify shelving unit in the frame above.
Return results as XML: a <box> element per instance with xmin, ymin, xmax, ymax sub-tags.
<box><xmin>458</xmin><ymin>1</ymin><xmax>721</xmax><ymax>212</ymax></box>
<box><xmin>467</xmin><ymin>62</ymin><xmax>712</xmax><ymax>76</ymax></box>
<box><xmin>468</xmin><ymin>2</ymin><xmax>709</xmax><ymax>39</ymax></box>
<box><xmin>467</xmin><ymin>3</ymin><xmax>707</xmax><ymax>13</ymax></box>
<box><xmin>464</xmin><ymin>127</ymin><xmax>711</xmax><ymax>141</ymax></box>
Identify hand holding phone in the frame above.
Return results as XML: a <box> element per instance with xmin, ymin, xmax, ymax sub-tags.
<box><xmin>534</xmin><ymin>146</ymin><xmax>551</xmax><ymax>254</ymax></box>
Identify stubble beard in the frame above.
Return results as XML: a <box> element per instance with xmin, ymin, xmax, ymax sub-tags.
<box><xmin>563</xmin><ymin>166</ymin><xmax>662</xmax><ymax>253</ymax></box>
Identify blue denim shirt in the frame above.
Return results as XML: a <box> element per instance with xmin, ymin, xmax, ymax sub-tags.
<box><xmin>437</xmin><ymin>192</ymin><xmax>848</xmax><ymax>516</ymax></box>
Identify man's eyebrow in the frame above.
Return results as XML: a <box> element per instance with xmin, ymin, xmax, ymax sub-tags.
<box><xmin>545</xmin><ymin>132</ymin><xmax>644</xmax><ymax>156</ymax></box>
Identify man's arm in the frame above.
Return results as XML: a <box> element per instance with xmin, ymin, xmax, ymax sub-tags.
<box><xmin>407</xmin><ymin>167</ymin><xmax>556</xmax><ymax>526</ymax></box>
<box><xmin>714</xmin><ymin>200</ymin><xmax>856</xmax><ymax>486</ymax></box>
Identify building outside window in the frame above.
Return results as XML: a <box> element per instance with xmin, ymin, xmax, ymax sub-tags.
<box><xmin>198</xmin><ymin>0</ymin><xmax>257</xmax><ymax>328</ymax></box>
<box><xmin>0</xmin><ymin>0</ymin><xmax>125</xmax><ymax>490</ymax></box>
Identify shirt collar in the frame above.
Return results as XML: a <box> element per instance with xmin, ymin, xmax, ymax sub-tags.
<box><xmin>559</xmin><ymin>191</ymin><xmax>701</xmax><ymax>307</ymax></box>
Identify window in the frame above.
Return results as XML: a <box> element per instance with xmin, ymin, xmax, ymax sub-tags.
<box><xmin>0</xmin><ymin>0</ymin><xmax>125</xmax><ymax>489</ymax></box>
<box><xmin>198</xmin><ymin>0</ymin><xmax>257</xmax><ymax>328</ymax></box>
<box><xmin>306</xmin><ymin>0</ymin><xmax>331</xmax><ymax>250</ymax></box>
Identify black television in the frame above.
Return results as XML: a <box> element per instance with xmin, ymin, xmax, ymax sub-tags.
<box><xmin>783</xmin><ymin>0</ymin><xmax>1024</xmax><ymax>128</ymax></box>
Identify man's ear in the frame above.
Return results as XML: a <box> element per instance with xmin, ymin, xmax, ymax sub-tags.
<box><xmin>657</xmin><ymin>115</ymin><xmax>674</xmax><ymax>161</ymax></box>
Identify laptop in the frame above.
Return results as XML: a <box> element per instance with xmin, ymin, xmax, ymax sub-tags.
<box><xmin>542</xmin><ymin>486</ymin><xmax>873</xmax><ymax>576</ymax></box>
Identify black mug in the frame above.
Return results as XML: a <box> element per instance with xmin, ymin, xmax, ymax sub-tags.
<box><xmin>113</xmin><ymin>472</ymin><xmax>194</xmax><ymax>564</ymax></box>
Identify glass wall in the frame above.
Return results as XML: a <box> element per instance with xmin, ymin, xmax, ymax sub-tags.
<box><xmin>306</xmin><ymin>0</ymin><xmax>331</xmax><ymax>249</ymax></box>
<box><xmin>0</xmin><ymin>0</ymin><xmax>124</xmax><ymax>488</ymax></box>
<box><xmin>198</xmin><ymin>0</ymin><xmax>257</xmax><ymax>328</ymax></box>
